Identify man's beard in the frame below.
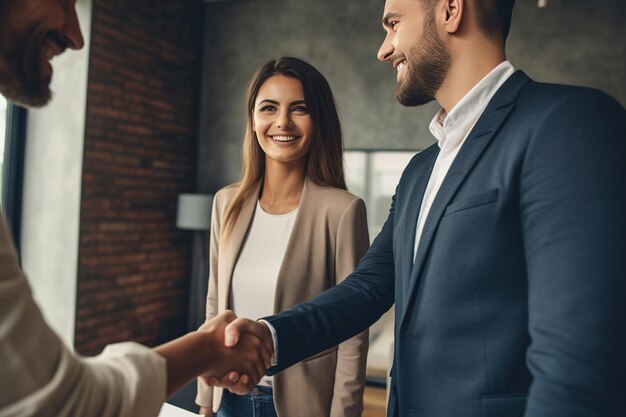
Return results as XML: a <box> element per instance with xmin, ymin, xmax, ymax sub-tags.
<box><xmin>0</xmin><ymin>28</ymin><xmax>52</xmax><ymax>108</ymax></box>
<box><xmin>396</xmin><ymin>11</ymin><xmax>451</xmax><ymax>107</ymax></box>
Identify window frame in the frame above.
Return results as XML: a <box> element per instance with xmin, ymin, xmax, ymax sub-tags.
<box><xmin>2</xmin><ymin>103</ymin><xmax>27</xmax><ymax>251</ymax></box>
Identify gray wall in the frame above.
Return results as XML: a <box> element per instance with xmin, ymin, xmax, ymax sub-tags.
<box><xmin>197</xmin><ymin>0</ymin><xmax>626</xmax><ymax>192</ymax></box>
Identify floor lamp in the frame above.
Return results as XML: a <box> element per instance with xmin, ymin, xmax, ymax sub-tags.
<box><xmin>176</xmin><ymin>193</ymin><xmax>213</xmax><ymax>331</ymax></box>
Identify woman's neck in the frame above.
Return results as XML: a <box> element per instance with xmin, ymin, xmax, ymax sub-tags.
<box><xmin>260</xmin><ymin>159</ymin><xmax>305</xmax><ymax>214</ymax></box>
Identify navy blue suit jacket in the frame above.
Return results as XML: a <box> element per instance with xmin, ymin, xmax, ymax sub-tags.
<box><xmin>264</xmin><ymin>71</ymin><xmax>626</xmax><ymax>417</ymax></box>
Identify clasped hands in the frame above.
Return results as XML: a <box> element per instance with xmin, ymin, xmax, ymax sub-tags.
<box><xmin>198</xmin><ymin>310</ymin><xmax>274</xmax><ymax>395</ymax></box>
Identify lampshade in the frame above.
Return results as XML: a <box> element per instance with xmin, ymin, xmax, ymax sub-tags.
<box><xmin>176</xmin><ymin>194</ymin><xmax>213</xmax><ymax>230</ymax></box>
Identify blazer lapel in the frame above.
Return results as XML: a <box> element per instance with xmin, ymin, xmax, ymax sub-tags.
<box><xmin>272</xmin><ymin>179</ymin><xmax>313</xmax><ymax>312</ymax></box>
<box><xmin>398</xmin><ymin>71</ymin><xmax>532</xmax><ymax>329</ymax></box>
<box><xmin>218</xmin><ymin>181</ymin><xmax>261</xmax><ymax>310</ymax></box>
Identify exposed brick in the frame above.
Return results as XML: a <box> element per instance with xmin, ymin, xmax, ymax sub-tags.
<box><xmin>75</xmin><ymin>0</ymin><xmax>201</xmax><ymax>356</ymax></box>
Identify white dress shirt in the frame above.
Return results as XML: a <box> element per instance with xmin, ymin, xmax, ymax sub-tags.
<box><xmin>413</xmin><ymin>61</ymin><xmax>515</xmax><ymax>260</ymax></box>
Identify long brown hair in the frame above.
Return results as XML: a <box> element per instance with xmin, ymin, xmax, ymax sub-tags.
<box><xmin>222</xmin><ymin>56</ymin><xmax>346</xmax><ymax>240</ymax></box>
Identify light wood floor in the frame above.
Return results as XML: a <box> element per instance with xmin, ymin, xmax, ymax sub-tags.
<box><xmin>363</xmin><ymin>385</ymin><xmax>386</xmax><ymax>417</ymax></box>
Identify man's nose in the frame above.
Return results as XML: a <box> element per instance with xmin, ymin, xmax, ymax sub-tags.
<box><xmin>377</xmin><ymin>35</ymin><xmax>394</xmax><ymax>62</ymax></box>
<box><xmin>65</xmin><ymin>4</ymin><xmax>85</xmax><ymax>50</ymax></box>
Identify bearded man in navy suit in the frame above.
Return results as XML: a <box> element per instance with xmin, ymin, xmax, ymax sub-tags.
<box><xmin>209</xmin><ymin>0</ymin><xmax>626</xmax><ymax>416</ymax></box>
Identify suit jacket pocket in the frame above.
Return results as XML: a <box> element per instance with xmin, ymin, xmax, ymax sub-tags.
<box><xmin>443</xmin><ymin>188</ymin><xmax>499</xmax><ymax>217</ymax></box>
<box><xmin>481</xmin><ymin>393</ymin><xmax>527</xmax><ymax>417</ymax></box>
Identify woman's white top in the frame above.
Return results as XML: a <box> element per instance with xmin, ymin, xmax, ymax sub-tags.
<box><xmin>230</xmin><ymin>201</ymin><xmax>298</xmax><ymax>387</ymax></box>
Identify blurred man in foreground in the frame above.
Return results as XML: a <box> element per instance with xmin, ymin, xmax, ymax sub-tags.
<box><xmin>0</xmin><ymin>1</ymin><xmax>269</xmax><ymax>416</ymax></box>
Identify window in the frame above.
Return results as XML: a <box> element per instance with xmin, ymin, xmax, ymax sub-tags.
<box><xmin>344</xmin><ymin>149</ymin><xmax>418</xmax><ymax>385</ymax></box>
<box><xmin>345</xmin><ymin>150</ymin><xmax>418</xmax><ymax>238</ymax></box>
<box><xmin>0</xmin><ymin>96</ymin><xmax>7</xmax><ymax>205</ymax></box>
<box><xmin>1</xmin><ymin>100</ymin><xmax>27</xmax><ymax>249</ymax></box>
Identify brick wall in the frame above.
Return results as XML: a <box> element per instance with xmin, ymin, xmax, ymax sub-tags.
<box><xmin>75</xmin><ymin>0</ymin><xmax>202</xmax><ymax>355</ymax></box>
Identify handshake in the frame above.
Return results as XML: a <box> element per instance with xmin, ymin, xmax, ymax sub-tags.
<box><xmin>197</xmin><ymin>310</ymin><xmax>275</xmax><ymax>394</ymax></box>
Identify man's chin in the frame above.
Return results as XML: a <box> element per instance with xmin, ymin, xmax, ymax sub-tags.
<box><xmin>395</xmin><ymin>79</ymin><xmax>434</xmax><ymax>107</ymax></box>
<box><xmin>13</xmin><ymin>57</ymin><xmax>53</xmax><ymax>107</ymax></box>
<box><xmin>0</xmin><ymin>81</ymin><xmax>52</xmax><ymax>108</ymax></box>
<box><xmin>15</xmin><ymin>91</ymin><xmax>52</xmax><ymax>108</ymax></box>
<box><xmin>396</xmin><ymin>89</ymin><xmax>434</xmax><ymax>107</ymax></box>
<box><xmin>0</xmin><ymin>70</ymin><xmax>52</xmax><ymax>107</ymax></box>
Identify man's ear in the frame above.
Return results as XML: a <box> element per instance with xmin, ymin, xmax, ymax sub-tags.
<box><xmin>442</xmin><ymin>0</ymin><xmax>464</xmax><ymax>34</ymax></box>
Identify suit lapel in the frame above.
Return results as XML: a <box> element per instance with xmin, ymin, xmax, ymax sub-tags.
<box><xmin>398</xmin><ymin>146</ymin><xmax>439</xmax><ymax>297</ymax></box>
<box><xmin>218</xmin><ymin>181</ymin><xmax>261</xmax><ymax>310</ymax></box>
<box><xmin>398</xmin><ymin>71</ymin><xmax>532</xmax><ymax>329</ymax></box>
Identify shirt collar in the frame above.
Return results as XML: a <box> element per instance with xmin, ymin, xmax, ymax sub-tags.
<box><xmin>429</xmin><ymin>61</ymin><xmax>516</xmax><ymax>150</ymax></box>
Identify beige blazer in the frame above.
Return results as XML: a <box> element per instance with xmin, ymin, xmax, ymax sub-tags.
<box><xmin>196</xmin><ymin>179</ymin><xmax>370</xmax><ymax>417</ymax></box>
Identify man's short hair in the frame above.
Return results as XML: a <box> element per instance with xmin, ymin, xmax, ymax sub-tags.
<box><xmin>473</xmin><ymin>0</ymin><xmax>516</xmax><ymax>41</ymax></box>
<box><xmin>420</xmin><ymin>0</ymin><xmax>516</xmax><ymax>41</ymax></box>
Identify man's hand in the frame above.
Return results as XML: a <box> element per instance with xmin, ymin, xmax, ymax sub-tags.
<box><xmin>153</xmin><ymin>310</ymin><xmax>271</xmax><ymax>396</ymax></box>
<box><xmin>198</xmin><ymin>311</ymin><xmax>272</xmax><ymax>392</ymax></box>
<box><xmin>198</xmin><ymin>406</ymin><xmax>214</xmax><ymax>417</ymax></box>
<box><xmin>202</xmin><ymin>316</ymin><xmax>274</xmax><ymax>395</ymax></box>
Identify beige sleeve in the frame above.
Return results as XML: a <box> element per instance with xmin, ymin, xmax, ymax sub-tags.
<box><xmin>0</xmin><ymin>218</ymin><xmax>167</xmax><ymax>417</ymax></box>
<box><xmin>329</xmin><ymin>198</ymin><xmax>370</xmax><ymax>417</ymax></box>
<box><xmin>195</xmin><ymin>192</ymin><xmax>223</xmax><ymax>409</ymax></box>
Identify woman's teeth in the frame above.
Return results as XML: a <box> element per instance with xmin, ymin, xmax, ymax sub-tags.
<box><xmin>271</xmin><ymin>135</ymin><xmax>298</xmax><ymax>142</ymax></box>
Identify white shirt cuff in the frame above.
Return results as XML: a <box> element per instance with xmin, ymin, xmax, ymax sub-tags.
<box><xmin>258</xmin><ymin>319</ymin><xmax>278</xmax><ymax>366</ymax></box>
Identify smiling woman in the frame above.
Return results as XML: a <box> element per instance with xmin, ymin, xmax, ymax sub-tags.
<box><xmin>196</xmin><ymin>57</ymin><xmax>370</xmax><ymax>417</ymax></box>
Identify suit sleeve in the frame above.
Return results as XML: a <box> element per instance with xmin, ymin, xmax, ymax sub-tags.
<box><xmin>265</xmin><ymin>192</ymin><xmax>396</xmax><ymax>375</ymax></box>
<box><xmin>329</xmin><ymin>198</ymin><xmax>370</xmax><ymax>417</ymax></box>
<box><xmin>0</xmin><ymin>219</ymin><xmax>166</xmax><ymax>417</ymax></box>
<box><xmin>195</xmin><ymin>193</ymin><xmax>223</xmax><ymax>409</ymax></box>
<box><xmin>520</xmin><ymin>90</ymin><xmax>626</xmax><ymax>416</ymax></box>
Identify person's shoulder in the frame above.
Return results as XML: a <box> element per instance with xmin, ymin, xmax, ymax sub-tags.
<box><xmin>214</xmin><ymin>183</ymin><xmax>241</xmax><ymax>209</ymax></box>
<box><xmin>307</xmin><ymin>183</ymin><xmax>364</xmax><ymax>210</ymax></box>
<box><xmin>395</xmin><ymin>146</ymin><xmax>437</xmax><ymax>189</ymax></box>
<box><xmin>509</xmin><ymin>79</ymin><xmax>626</xmax><ymax>139</ymax></box>
<box><xmin>405</xmin><ymin>145</ymin><xmax>437</xmax><ymax>168</ymax></box>
<box><xmin>520</xmin><ymin>80</ymin><xmax>624</xmax><ymax>115</ymax></box>
<box><xmin>511</xmin><ymin>79</ymin><xmax>626</xmax><ymax>157</ymax></box>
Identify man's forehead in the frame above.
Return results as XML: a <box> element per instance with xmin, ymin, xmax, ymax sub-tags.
<box><xmin>382</xmin><ymin>0</ymin><xmax>422</xmax><ymax>22</ymax></box>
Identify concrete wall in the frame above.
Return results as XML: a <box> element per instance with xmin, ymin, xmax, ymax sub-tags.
<box><xmin>21</xmin><ymin>0</ymin><xmax>92</xmax><ymax>345</ymax></box>
<box><xmin>197</xmin><ymin>0</ymin><xmax>626</xmax><ymax>192</ymax></box>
